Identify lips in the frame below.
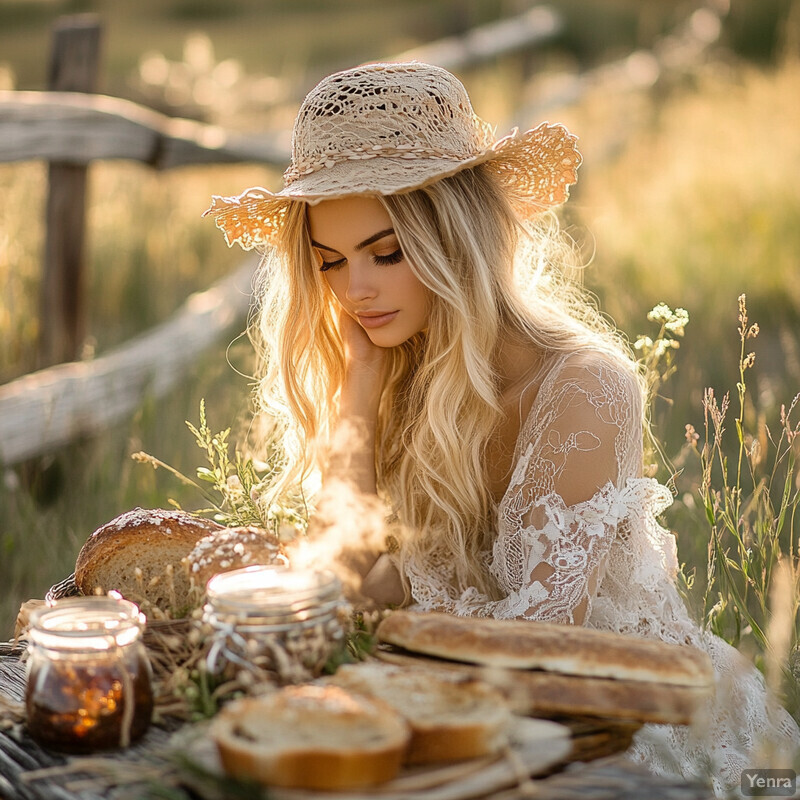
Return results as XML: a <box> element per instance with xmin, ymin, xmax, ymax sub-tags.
<box><xmin>356</xmin><ymin>311</ymin><xmax>399</xmax><ymax>329</ymax></box>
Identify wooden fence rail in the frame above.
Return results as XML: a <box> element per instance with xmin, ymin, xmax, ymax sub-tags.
<box><xmin>0</xmin><ymin>257</ymin><xmax>258</xmax><ymax>466</ymax></box>
<box><xmin>0</xmin><ymin>90</ymin><xmax>287</xmax><ymax>168</ymax></box>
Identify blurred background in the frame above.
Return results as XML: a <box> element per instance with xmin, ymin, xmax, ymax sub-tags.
<box><xmin>1</xmin><ymin>0</ymin><xmax>799</xmax><ymax>639</ymax></box>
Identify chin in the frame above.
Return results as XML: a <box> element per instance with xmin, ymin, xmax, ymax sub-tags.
<box><xmin>365</xmin><ymin>328</ymin><xmax>416</xmax><ymax>349</ymax></box>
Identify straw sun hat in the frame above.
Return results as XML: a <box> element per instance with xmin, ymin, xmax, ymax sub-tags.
<box><xmin>204</xmin><ymin>61</ymin><xmax>582</xmax><ymax>251</ymax></box>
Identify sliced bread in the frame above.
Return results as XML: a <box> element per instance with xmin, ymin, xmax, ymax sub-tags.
<box><xmin>325</xmin><ymin>661</ymin><xmax>512</xmax><ymax>765</ymax></box>
<box><xmin>210</xmin><ymin>685</ymin><xmax>410</xmax><ymax>790</ymax></box>
<box><xmin>376</xmin><ymin>647</ymin><xmax>712</xmax><ymax>725</ymax></box>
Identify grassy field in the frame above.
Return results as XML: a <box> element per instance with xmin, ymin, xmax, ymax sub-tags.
<box><xmin>1</xmin><ymin>3</ymin><xmax>799</xmax><ymax>677</ymax></box>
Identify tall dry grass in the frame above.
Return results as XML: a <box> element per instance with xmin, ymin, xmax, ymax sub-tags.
<box><xmin>570</xmin><ymin>61</ymin><xmax>800</xmax><ymax>577</ymax></box>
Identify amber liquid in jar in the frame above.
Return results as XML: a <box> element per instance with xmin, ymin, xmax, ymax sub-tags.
<box><xmin>25</xmin><ymin>597</ymin><xmax>154</xmax><ymax>753</ymax></box>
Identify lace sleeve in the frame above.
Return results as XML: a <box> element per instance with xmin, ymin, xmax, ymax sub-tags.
<box><xmin>484</xmin><ymin>353</ymin><xmax>644</xmax><ymax>624</ymax></box>
<box><xmin>403</xmin><ymin>351</ymin><xmax>646</xmax><ymax>622</ymax></box>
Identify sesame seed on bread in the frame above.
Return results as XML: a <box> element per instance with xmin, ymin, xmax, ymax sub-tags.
<box><xmin>182</xmin><ymin>525</ymin><xmax>288</xmax><ymax>592</ymax></box>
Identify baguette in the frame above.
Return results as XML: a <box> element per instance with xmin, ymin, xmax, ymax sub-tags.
<box><xmin>326</xmin><ymin>661</ymin><xmax>512</xmax><ymax>764</ymax></box>
<box><xmin>377</xmin><ymin>611</ymin><xmax>714</xmax><ymax>687</ymax></box>
<box><xmin>211</xmin><ymin>685</ymin><xmax>410</xmax><ymax>790</ymax></box>
<box><xmin>376</xmin><ymin>647</ymin><xmax>711</xmax><ymax>725</ymax></box>
<box><xmin>75</xmin><ymin>508</ymin><xmax>224</xmax><ymax>617</ymax></box>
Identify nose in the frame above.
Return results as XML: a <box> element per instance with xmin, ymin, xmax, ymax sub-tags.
<box><xmin>344</xmin><ymin>261</ymin><xmax>377</xmax><ymax>304</ymax></box>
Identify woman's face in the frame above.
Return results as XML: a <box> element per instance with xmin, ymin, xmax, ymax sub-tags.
<box><xmin>307</xmin><ymin>196</ymin><xmax>431</xmax><ymax>348</ymax></box>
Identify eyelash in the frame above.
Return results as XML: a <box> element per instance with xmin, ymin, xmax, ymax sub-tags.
<box><xmin>318</xmin><ymin>249</ymin><xmax>404</xmax><ymax>272</ymax></box>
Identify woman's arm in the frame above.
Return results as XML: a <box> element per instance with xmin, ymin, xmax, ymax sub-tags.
<box><xmin>496</xmin><ymin>355</ymin><xmax>642</xmax><ymax>625</ymax></box>
<box><xmin>319</xmin><ymin>312</ymin><xmax>406</xmax><ymax>604</ymax></box>
<box><xmin>326</xmin><ymin>355</ymin><xmax>383</xmax><ymax>496</ymax></box>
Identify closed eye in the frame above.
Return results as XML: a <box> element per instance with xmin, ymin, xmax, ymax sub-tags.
<box><xmin>373</xmin><ymin>249</ymin><xmax>403</xmax><ymax>266</ymax></box>
<box><xmin>319</xmin><ymin>257</ymin><xmax>346</xmax><ymax>272</ymax></box>
<box><xmin>318</xmin><ymin>249</ymin><xmax>404</xmax><ymax>272</ymax></box>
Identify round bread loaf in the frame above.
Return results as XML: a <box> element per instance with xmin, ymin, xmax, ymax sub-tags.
<box><xmin>211</xmin><ymin>685</ymin><xmax>410</xmax><ymax>790</ymax></box>
<box><xmin>182</xmin><ymin>525</ymin><xmax>288</xmax><ymax>591</ymax></box>
<box><xmin>326</xmin><ymin>661</ymin><xmax>512</xmax><ymax>764</ymax></box>
<box><xmin>75</xmin><ymin>508</ymin><xmax>224</xmax><ymax>617</ymax></box>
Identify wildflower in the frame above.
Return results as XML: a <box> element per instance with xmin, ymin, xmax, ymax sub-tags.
<box><xmin>647</xmin><ymin>303</ymin><xmax>673</xmax><ymax>324</ymax></box>
<box><xmin>743</xmin><ymin>352</ymin><xmax>756</xmax><ymax>370</ymax></box>
<box><xmin>634</xmin><ymin>335</ymin><xmax>653</xmax><ymax>351</ymax></box>
<box><xmin>665</xmin><ymin>307</ymin><xmax>689</xmax><ymax>336</ymax></box>
<box><xmin>781</xmin><ymin>395</ymin><xmax>800</xmax><ymax>442</ymax></box>
<box><xmin>685</xmin><ymin>424</ymin><xmax>700</xmax><ymax>446</ymax></box>
<box><xmin>655</xmin><ymin>338</ymin><xmax>680</xmax><ymax>357</ymax></box>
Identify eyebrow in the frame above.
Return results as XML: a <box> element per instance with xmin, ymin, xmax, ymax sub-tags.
<box><xmin>311</xmin><ymin>228</ymin><xmax>395</xmax><ymax>253</ymax></box>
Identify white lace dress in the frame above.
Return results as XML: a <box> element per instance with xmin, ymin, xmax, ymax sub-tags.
<box><xmin>401</xmin><ymin>349</ymin><xmax>800</xmax><ymax>796</ymax></box>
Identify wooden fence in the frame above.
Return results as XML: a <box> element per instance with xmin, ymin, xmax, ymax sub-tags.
<box><xmin>0</xmin><ymin>2</ymin><xmax>728</xmax><ymax>468</ymax></box>
<box><xmin>0</xmin><ymin>7</ymin><xmax>565</xmax><ymax>467</ymax></box>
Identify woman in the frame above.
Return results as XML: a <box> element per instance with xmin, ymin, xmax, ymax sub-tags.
<box><xmin>206</xmin><ymin>61</ymin><xmax>798</xmax><ymax>794</ymax></box>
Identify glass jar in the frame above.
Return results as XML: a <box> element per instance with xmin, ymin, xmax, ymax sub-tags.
<box><xmin>25</xmin><ymin>596</ymin><xmax>153</xmax><ymax>753</ymax></box>
<box><xmin>202</xmin><ymin>565</ymin><xmax>348</xmax><ymax>685</ymax></box>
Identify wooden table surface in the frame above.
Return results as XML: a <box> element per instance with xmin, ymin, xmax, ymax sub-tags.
<box><xmin>0</xmin><ymin>642</ymin><xmax>716</xmax><ymax>800</ymax></box>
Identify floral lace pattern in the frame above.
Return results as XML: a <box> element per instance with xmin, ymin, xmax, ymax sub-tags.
<box><xmin>401</xmin><ymin>349</ymin><xmax>800</xmax><ymax>796</ymax></box>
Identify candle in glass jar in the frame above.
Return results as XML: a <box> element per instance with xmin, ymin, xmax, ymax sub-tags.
<box><xmin>202</xmin><ymin>565</ymin><xmax>347</xmax><ymax>684</ymax></box>
<box><xmin>25</xmin><ymin>596</ymin><xmax>153</xmax><ymax>753</ymax></box>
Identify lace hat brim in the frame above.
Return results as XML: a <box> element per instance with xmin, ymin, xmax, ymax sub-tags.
<box><xmin>203</xmin><ymin>121</ymin><xmax>582</xmax><ymax>251</ymax></box>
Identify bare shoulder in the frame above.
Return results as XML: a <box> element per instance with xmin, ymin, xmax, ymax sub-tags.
<box><xmin>546</xmin><ymin>348</ymin><xmax>643</xmax><ymax>409</ymax></box>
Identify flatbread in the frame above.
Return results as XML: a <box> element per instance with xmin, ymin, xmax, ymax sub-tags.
<box><xmin>376</xmin><ymin>648</ymin><xmax>711</xmax><ymax>725</ymax></box>
<box><xmin>376</xmin><ymin>611</ymin><xmax>713</xmax><ymax>688</ymax></box>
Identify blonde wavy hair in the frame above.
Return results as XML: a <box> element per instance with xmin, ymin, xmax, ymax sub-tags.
<box><xmin>250</xmin><ymin>163</ymin><xmax>641</xmax><ymax>598</ymax></box>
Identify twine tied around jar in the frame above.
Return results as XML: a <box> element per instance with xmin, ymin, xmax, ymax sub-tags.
<box><xmin>200</xmin><ymin>565</ymin><xmax>349</xmax><ymax>686</ymax></box>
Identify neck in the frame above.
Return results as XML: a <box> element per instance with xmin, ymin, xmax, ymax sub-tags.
<box><xmin>495</xmin><ymin>332</ymin><xmax>543</xmax><ymax>400</ymax></box>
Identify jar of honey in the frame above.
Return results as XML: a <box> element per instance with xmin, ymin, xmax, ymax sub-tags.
<box><xmin>25</xmin><ymin>596</ymin><xmax>153</xmax><ymax>753</ymax></box>
<box><xmin>202</xmin><ymin>565</ymin><xmax>348</xmax><ymax>685</ymax></box>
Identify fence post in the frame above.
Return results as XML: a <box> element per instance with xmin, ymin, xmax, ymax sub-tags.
<box><xmin>38</xmin><ymin>15</ymin><xmax>102</xmax><ymax>367</ymax></box>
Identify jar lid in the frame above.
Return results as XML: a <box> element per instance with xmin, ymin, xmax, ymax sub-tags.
<box><xmin>206</xmin><ymin>565</ymin><xmax>342</xmax><ymax>619</ymax></box>
<box><xmin>28</xmin><ymin>595</ymin><xmax>145</xmax><ymax>651</ymax></box>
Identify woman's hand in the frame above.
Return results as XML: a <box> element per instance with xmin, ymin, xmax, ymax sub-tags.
<box><xmin>337</xmin><ymin>309</ymin><xmax>386</xmax><ymax>425</ymax></box>
<box><xmin>322</xmin><ymin>309</ymin><xmax>386</xmax><ymax>499</ymax></box>
<box><xmin>338</xmin><ymin>309</ymin><xmax>386</xmax><ymax>377</ymax></box>
<box><xmin>361</xmin><ymin>553</ymin><xmax>408</xmax><ymax>606</ymax></box>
